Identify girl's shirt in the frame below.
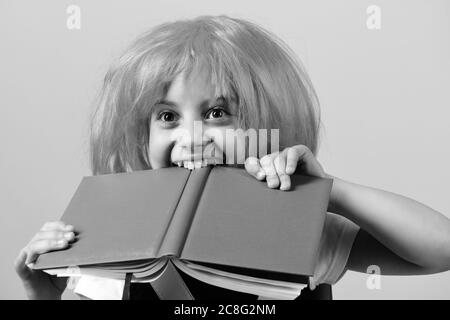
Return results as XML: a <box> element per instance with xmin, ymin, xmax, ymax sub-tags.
<box><xmin>72</xmin><ymin>212</ymin><xmax>360</xmax><ymax>299</ymax></box>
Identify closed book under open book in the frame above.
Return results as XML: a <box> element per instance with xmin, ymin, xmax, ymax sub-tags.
<box><xmin>34</xmin><ymin>166</ymin><xmax>332</xmax><ymax>299</ymax></box>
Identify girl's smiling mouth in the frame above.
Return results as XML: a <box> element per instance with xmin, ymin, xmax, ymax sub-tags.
<box><xmin>172</xmin><ymin>158</ymin><xmax>223</xmax><ymax>170</ymax></box>
<box><xmin>170</xmin><ymin>145</ymin><xmax>227</xmax><ymax>170</ymax></box>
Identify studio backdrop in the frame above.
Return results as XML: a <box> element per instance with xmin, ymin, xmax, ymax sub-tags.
<box><xmin>1</xmin><ymin>0</ymin><xmax>449</xmax><ymax>299</ymax></box>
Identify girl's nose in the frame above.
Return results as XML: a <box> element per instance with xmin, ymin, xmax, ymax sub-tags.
<box><xmin>174</xmin><ymin>122</ymin><xmax>212</xmax><ymax>152</ymax></box>
<box><xmin>179</xmin><ymin>136</ymin><xmax>212</xmax><ymax>153</ymax></box>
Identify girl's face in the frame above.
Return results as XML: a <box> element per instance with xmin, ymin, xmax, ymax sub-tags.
<box><xmin>148</xmin><ymin>69</ymin><xmax>240</xmax><ymax>169</ymax></box>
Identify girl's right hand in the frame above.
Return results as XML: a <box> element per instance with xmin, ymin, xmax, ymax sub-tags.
<box><xmin>14</xmin><ymin>221</ymin><xmax>76</xmax><ymax>300</ymax></box>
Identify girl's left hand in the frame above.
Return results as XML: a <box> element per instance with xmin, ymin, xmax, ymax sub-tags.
<box><xmin>244</xmin><ymin>145</ymin><xmax>328</xmax><ymax>191</ymax></box>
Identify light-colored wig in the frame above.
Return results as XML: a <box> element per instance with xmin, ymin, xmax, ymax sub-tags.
<box><xmin>89</xmin><ymin>15</ymin><xmax>322</xmax><ymax>175</ymax></box>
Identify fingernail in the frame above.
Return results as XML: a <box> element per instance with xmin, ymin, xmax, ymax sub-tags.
<box><xmin>57</xmin><ymin>239</ymin><xmax>66</xmax><ymax>245</ymax></box>
<box><xmin>256</xmin><ymin>171</ymin><xmax>265</xmax><ymax>179</ymax></box>
<box><xmin>64</xmin><ymin>225</ymin><xmax>74</xmax><ymax>230</ymax></box>
<box><xmin>267</xmin><ymin>180</ymin><xmax>279</xmax><ymax>188</ymax></box>
<box><xmin>64</xmin><ymin>232</ymin><xmax>74</xmax><ymax>240</ymax></box>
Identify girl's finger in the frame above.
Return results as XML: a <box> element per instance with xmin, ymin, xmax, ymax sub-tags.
<box><xmin>260</xmin><ymin>154</ymin><xmax>280</xmax><ymax>189</ymax></box>
<box><xmin>41</xmin><ymin>221</ymin><xmax>74</xmax><ymax>232</ymax></box>
<box><xmin>244</xmin><ymin>157</ymin><xmax>266</xmax><ymax>180</ymax></box>
<box><xmin>274</xmin><ymin>152</ymin><xmax>291</xmax><ymax>191</ymax></box>
<box><xmin>285</xmin><ymin>147</ymin><xmax>301</xmax><ymax>175</ymax></box>
<box><xmin>32</xmin><ymin>230</ymin><xmax>75</xmax><ymax>243</ymax></box>
<box><xmin>286</xmin><ymin>145</ymin><xmax>325</xmax><ymax>177</ymax></box>
<box><xmin>24</xmin><ymin>239</ymin><xmax>69</xmax><ymax>266</ymax></box>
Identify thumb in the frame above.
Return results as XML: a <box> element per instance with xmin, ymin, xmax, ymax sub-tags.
<box><xmin>14</xmin><ymin>249</ymin><xmax>33</xmax><ymax>281</ymax></box>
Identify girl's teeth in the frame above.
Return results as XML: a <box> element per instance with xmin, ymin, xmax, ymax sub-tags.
<box><xmin>176</xmin><ymin>160</ymin><xmax>218</xmax><ymax>170</ymax></box>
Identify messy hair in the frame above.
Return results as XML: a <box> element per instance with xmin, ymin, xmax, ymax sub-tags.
<box><xmin>89</xmin><ymin>15</ymin><xmax>322</xmax><ymax>175</ymax></box>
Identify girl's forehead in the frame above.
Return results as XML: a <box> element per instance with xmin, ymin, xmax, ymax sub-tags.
<box><xmin>164</xmin><ymin>68</ymin><xmax>233</xmax><ymax>103</ymax></box>
<box><xmin>168</xmin><ymin>72</ymin><xmax>212</xmax><ymax>96</ymax></box>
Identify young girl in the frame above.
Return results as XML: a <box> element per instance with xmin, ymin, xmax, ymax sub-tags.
<box><xmin>15</xmin><ymin>15</ymin><xmax>450</xmax><ymax>300</ymax></box>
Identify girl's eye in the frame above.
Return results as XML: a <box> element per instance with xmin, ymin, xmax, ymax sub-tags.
<box><xmin>205</xmin><ymin>107</ymin><xmax>228</xmax><ymax>120</ymax></box>
<box><xmin>157</xmin><ymin>111</ymin><xmax>178</xmax><ymax>122</ymax></box>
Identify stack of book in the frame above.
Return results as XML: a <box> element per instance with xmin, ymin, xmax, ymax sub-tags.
<box><xmin>34</xmin><ymin>166</ymin><xmax>332</xmax><ymax>299</ymax></box>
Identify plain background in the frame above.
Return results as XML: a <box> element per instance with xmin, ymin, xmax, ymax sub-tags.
<box><xmin>1</xmin><ymin>0</ymin><xmax>449</xmax><ymax>299</ymax></box>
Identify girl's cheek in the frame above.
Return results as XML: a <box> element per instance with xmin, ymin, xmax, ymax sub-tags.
<box><xmin>148</xmin><ymin>129</ymin><xmax>174</xmax><ymax>169</ymax></box>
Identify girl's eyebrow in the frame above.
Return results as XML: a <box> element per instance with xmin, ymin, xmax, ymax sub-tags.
<box><xmin>155</xmin><ymin>96</ymin><xmax>231</xmax><ymax>108</ymax></box>
<box><xmin>155</xmin><ymin>99</ymin><xmax>178</xmax><ymax>107</ymax></box>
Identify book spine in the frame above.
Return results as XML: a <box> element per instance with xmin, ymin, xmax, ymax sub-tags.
<box><xmin>157</xmin><ymin>166</ymin><xmax>212</xmax><ymax>257</ymax></box>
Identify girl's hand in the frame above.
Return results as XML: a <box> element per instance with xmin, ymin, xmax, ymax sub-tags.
<box><xmin>14</xmin><ymin>221</ymin><xmax>76</xmax><ymax>300</ymax></box>
<box><xmin>244</xmin><ymin>145</ymin><xmax>328</xmax><ymax>191</ymax></box>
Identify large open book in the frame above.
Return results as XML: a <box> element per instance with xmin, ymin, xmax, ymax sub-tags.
<box><xmin>33</xmin><ymin>166</ymin><xmax>332</xmax><ymax>299</ymax></box>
